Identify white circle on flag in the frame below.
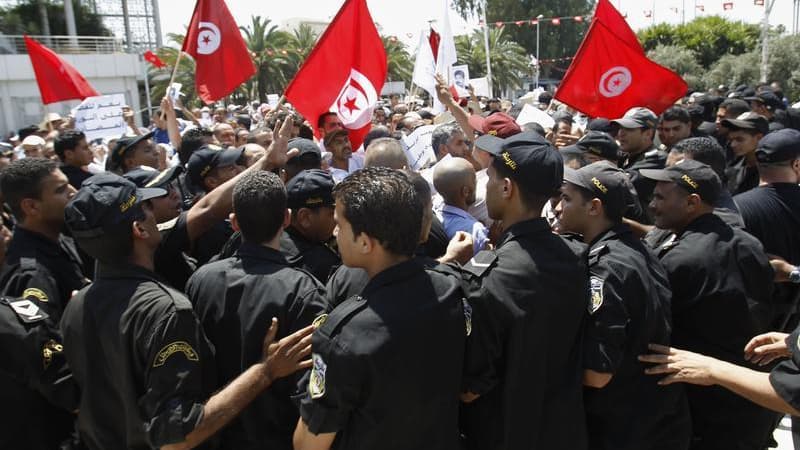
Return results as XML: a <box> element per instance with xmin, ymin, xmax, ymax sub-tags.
<box><xmin>331</xmin><ymin>69</ymin><xmax>378</xmax><ymax>129</ymax></box>
<box><xmin>598</xmin><ymin>66</ymin><xmax>632</xmax><ymax>98</ymax></box>
<box><xmin>197</xmin><ymin>22</ymin><xmax>221</xmax><ymax>55</ymax></box>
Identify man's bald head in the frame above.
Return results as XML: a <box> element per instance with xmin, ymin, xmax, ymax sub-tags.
<box><xmin>364</xmin><ymin>138</ymin><xmax>408</xmax><ymax>169</ymax></box>
<box><xmin>433</xmin><ymin>157</ymin><xmax>476</xmax><ymax>207</ymax></box>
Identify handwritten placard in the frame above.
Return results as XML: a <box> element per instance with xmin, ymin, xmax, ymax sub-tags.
<box><xmin>74</xmin><ymin>94</ymin><xmax>127</xmax><ymax>141</ymax></box>
<box><xmin>401</xmin><ymin>124</ymin><xmax>437</xmax><ymax>171</ymax></box>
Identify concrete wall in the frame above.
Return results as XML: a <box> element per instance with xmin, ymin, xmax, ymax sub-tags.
<box><xmin>0</xmin><ymin>53</ymin><xmax>142</xmax><ymax>136</ymax></box>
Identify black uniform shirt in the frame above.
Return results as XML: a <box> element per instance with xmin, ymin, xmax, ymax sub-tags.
<box><xmin>60</xmin><ymin>264</ymin><xmax>216</xmax><ymax>450</ymax></box>
<box><xmin>187</xmin><ymin>242</ymin><xmax>327</xmax><ymax>450</ymax></box>
<box><xmin>192</xmin><ymin>219</ymin><xmax>233</xmax><ymax>266</ymax></box>
<box><xmin>582</xmin><ymin>225</ymin><xmax>690</xmax><ymax>450</ymax></box>
<box><xmin>280</xmin><ymin>227</ymin><xmax>340</xmax><ymax>283</ymax></box>
<box><xmin>153</xmin><ymin>212</ymin><xmax>197</xmax><ymax>291</ymax></box>
<box><xmin>0</xmin><ymin>296</ymin><xmax>79</xmax><ymax>450</ymax></box>
<box><xmin>299</xmin><ymin>259</ymin><xmax>467</xmax><ymax>450</ymax></box>
<box><xmin>60</xmin><ymin>163</ymin><xmax>93</xmax><ymax>190</ymax></box>
<box><xmin>0</xmin><ymin>227</ymin><xmax>90</xmax><ymax>327</ymax></box>
<box><xmin>621</xmin><ymin>147</ymin><xmax>667</xmax><ymax>224</ymax></box>
<box><xmin>651</xmin><ymin>213</ymin><xmax>777</xmax><ymax>449</ymax></box>
<box><xmin>459</xmin><ymin>217</ymin><xmax>589</xmax><ymax>450</ymax></box>
<box><xmin>770</xmin><ymin>325</ymin><xmax>800</xmax><ymax>411</ymax></box>
<box><xmin>726</xmin><ymin>157</ymin><xmax>760</xmax><ymax>195</ymax></box>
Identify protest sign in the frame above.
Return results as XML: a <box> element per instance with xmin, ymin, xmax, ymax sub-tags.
<box><xmin>401</xmin><ymin>124</ymin><xmax>436</xmax><ymax>170</ymax></box>
<box><xmin>515</xmin><ymin>103</ymin><xmax>555</xmax><ymax>130</ymax></box>
<box><xmin>73</xmin><ymin>94</ymin><xmax>127</xmax><ymax>141</ymax></box>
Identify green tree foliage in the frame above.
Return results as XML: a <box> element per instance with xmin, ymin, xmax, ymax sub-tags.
<box><xmin>638</xmin><ymin>16</ymin><xmax>760</xmax><ymax>68</ymax></box>
<box><xmin>455</xmin><ymin>27</ymin><xmax>529</xmax><ymax>95</ymax></box>
<box><xmin>383</xmin><ymin>36</ymin><xmax>414</xmax><ymax>83</ymax></box>
<box><xmin>0</xmin><ymin>0</ymin><xmax>110</xmax><ymax>37</ymax></box>
<box><xmin>701</xmin><ymin>51</ymin><xmax>760</xmax><ymax>92</ymax></box>
<box><xmin>452</xmin><ymin>0</ymin><xmax>593</xmax><ymax>77</ymax></box>
<box><xmin>767</xmin><ymin>34</ymin><xmax>800</xmax><ymax>101</ymax></box>
<box><xmin>148</xmin><ymin>33</ymin><xmax>198</xmax><ymax>107</ymax></box>
<box><xmin>240</xmin><ymin>16</ymin><xmax>295</xmax><ymax>103</ymax></box>
<box><xmin>647</xmin><ymin>44</ymin><xmax>704</xmax><ymax>91</ymax></box>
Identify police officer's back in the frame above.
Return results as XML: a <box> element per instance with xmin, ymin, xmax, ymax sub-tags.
<box><xmin>187</xmin><ymin>171</ymin><xmax>327</xmax><ymax>450</ymax></box>
<box><xmin>557</xmin><ymin>162</ymin><xmax>690</xmax><ymax>450</ymax></box>
<box><xmin>458</xmin><ymin>133</ymin><xmax>588</xmax><ymax>450</ymax></box>
<box><xmin>294</xmin><ymin>167</ymin><xmax>468</xmax><ymax>450</ymax></box>
<box><xmin>642</xmin><ymin>160</ymin><xmax>777</xmax><ymax>450</ymax></box>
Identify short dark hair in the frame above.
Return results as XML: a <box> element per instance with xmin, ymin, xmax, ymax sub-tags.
<box><xmin>0</xmin><ymin>158</ymin><xmax>57</xmax><ymax>220</ymax></box>
<box><xmin>673</xmin><ymin>137</ymin><xmax>727</xmax><ymax>181</ymax></box>
<box><xmin>235</xmin><ymin>114</ymin><xmax>251</xmax><ymax>130</ymax></box>
<box><xmin>333</xmin><ymin>167</ymin><xmax>422</xmax><ymax>256</ymax></box>
<box><xmin>317</xmin><ymin>111</ymin><xmax>338</xmax><ymax>129</ymax></box>
<box><xmin>233</xmin><ymin>171</ymin><xmax>286</xmax><ymax>244</ymax></box>
<box><xmin>660</xmin><ymin>106</ymin><xmax>691</xmax><ymax>124</ymax></box>
<box><xmin>363</xmin><ymin>126</ymin><xmax>392</xmax><ymax>150</ymax></box>
<box><xmin>179</xmin><ymin>127</ymin><xmax>213</xmax><ymax>165</ymax></box>
<box><xmin>491</xmin><ymin>157</ymin><xmax>549</xmax><ymax>209</ymax></box>
<box><xmin>54</xmin><ymin>130</ymin><xmax>87</xmax><ymax>160</ymax></box>
<box><xmin>431</xmin><ymin>124</ymin><xmax>460</xmax><ymax>156</ymax></box>
<box><xmin>719</xmin><ymin>98</ymin><xmax>750</xmax><ymax>117</ymax></box>
<box><xmin>569</xmin><ymin>182</ymin><xmax>624</xmax><ymax>224</ymax></box>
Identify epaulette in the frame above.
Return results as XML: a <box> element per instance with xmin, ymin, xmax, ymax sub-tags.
<box><xmin>588</xmin><ymin>244</ymin><xmax>609</xmax><ymax>265</ymax></box>
<box><xmin>316</xmin><ymin>295</ymin><xmax>368</xmax><ymax>338</ymax></box>
<box><xmin>157</xmin><ymin>217</ymin><xmax>179</xmax><ymax>232</ymax></box>
<box><xmin>657</xmin><ymin>233</ymin><xmax>679</xmax><ymax>257</ymax></box>
<box><xmin>1</xmin><ymin>296</ymin><xmax>48</xmax><ymax>324</ymax></box>
<box><xmin>645</xmin><ymin>149</ymin><xmax>661</xmax><ymax>158</ymax></box>
<box><xmin>462</xmin><ymin>250</ymin><xmax>498</xmax><ymax>279</ymax></box>
<box><xmin>19</xmin><ymin>257</ymin><xmax>38</xmax><ymax>272</ymax></box>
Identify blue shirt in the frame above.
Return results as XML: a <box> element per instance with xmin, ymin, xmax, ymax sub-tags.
<box><xmin>437</xmin><ymin>204</ymin><xmax>489</xmax><ymax>255</ymax></box>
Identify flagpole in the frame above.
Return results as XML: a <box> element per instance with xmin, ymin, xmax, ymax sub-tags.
<box><xmin>142</xmin><ymin>55</ymin><xmax>153</xmax><ymax>119</ymax></box>
<box><xmin>162</xmin><ymin>51</ymin><xmax>183</xmax><ymax>120</ymax></box>
<box><xmin>482</xmin><ymin>1</ymin><xmax>493</xmax><ymax>98</ymax></box>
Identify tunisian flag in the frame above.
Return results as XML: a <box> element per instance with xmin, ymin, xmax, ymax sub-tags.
<box><xmin>284</xmin><ymin>0</ymin><xmax>387</xmax><ymax>149</ymax></box>
<box><xmin>593</xmin><ymin>0</ymin><xmax>642</xmax><ymax>53</ymax></box>
<box><xmin>554</xmin><ymin>19</ymin><xmax>687</xmax><ymax>119</ymax></box>
<box><xmin>182</xmin><ymin>0</ymin><xmax>255</xmax><ymax>104</ymax></box>
<box><xmin>24</xmin><ymin>35</ymin><xmax>99</xmax><ymax>104</ymax></box>
<box><xmin>143</xmin><ymin>50</ymin><xmax>166</xmax><ymax>69</ymax></box>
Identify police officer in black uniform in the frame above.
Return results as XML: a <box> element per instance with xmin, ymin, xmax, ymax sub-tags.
<box><xmin>60</xmin><ymin>173</ymin><xmax>314</xmax><ymax>450</ymax></box>
<box><xmin>293</xmin><ymin>167</ymin><xmax>468</xmax><ymax>450</ymax></box>
<box><xmin>556</xmin><ymin>161</ymin><xmax>690</xmax><ymax>450</ymax></box>
<box><xmin>0</xmin><ymin>294</ymin><xmax>79</xmax><ymax>450</ymax></box>
<box><xmin>613</xmin><ymin>107</ymin><xmax>666</xmax><ymax>223</ymax></box>
<box><xmin>187</xmin><ymin>170</ymin><xmax>327</xmax><ymax>450</ymax></box>
<box><xmin>642</xmin><ymin>160</ymin><xmax>777</xmax><ymax>450</ymax></box>
<box><xmin>458</xmin><ymin>132</ymin><xmax>589</xmax><ymax>450</ymax></box>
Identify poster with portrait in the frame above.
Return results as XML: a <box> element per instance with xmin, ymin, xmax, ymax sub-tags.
<box><xmin>450</xmin><ymin>65</ymin><xmax>470</xmax><ymax>98</ymax></box>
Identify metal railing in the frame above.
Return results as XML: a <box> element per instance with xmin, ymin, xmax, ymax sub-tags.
<box><xmin>0</xmin><ymin>34</ymin><xmax>125</xmax><ymax>55</ymax></box>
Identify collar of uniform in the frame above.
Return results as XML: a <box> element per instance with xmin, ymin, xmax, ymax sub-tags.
<box><xmin>498</xmin><ymin>217</ymin><xmax>552</xmax><ymax>247</ymax></box>
<box><xmin>361</xmin><ymin>258</ymin><xmax>424</xmax><ymax>298</ymax></box>
<box><xmin>6</xmin><ymin>226</ymin><xmax>65</xmax><ymax>258</ymax></box>
<box><xmin>677</xmin><ymin>212</ymin><xmax>723</xmax><ymax>237</ymax></box>
<box><xmin>621</xmin><ymin>145</ymin><xmax>656</xmax><ymax>168</ymax></box>
<box><xmin>588</xmin><ymin>223</ymin><xmax>633</xmax><ymax>250</ymax></box>
<box><xmin>237</xmin><ymin>241</ymin><xmax>289</xmax><ymax>265</ymax></box>
<box><xmin>95</xmin><ymin>262</ymin><xmax>163</xmax><ymax>282</ymax></box>
<box><xmin>281</xmin><ymin>227</ymin><xmax>314</xmax><ymax>256</ymax></box>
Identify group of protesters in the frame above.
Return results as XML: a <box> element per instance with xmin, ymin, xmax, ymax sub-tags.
<box><xmin>2</xmin><ymin>68</ymin><xmax>800</xmax><ymax>450</ymax></box>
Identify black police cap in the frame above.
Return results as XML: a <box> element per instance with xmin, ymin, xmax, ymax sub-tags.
<box><xmin>287</xmin><ymin>138</ymin><xmax>322</xmax><ymax>163</ymax></box>
<box><xmin>563</xmin><ymin>160</ymin><xmax>629</xmax><ymax>218</ymax></box>
<box><xmin>745</xmin><ymin>91</ymin><xmax>784</xmax><ymax>110</ymax></box>
<box><xmin>65</xmin><ymin>173</ymin><xmax>166</xmax><ymax>239</ymax></box>
<box><xmin>756</xmin><ymin>128</ymin><xmax>800</xmax><ymax>164</ymax></box>
<box><xmin>475</xmin><ymin>131</ymin><xmax>564</xmax><ymax>196</ymax></box>
<box><xmin>721</xmin><ymin>112</ymin><xmax>769</xmax><ymax>135</ymax></box>
<box><xmin>186</xmin><ymin>145</ymin><xmax>244</xmax><ymax>188</ymax></box>
<box><xmin>123</xmin><ymin>165</ymin><xmax>183</xmax><ymax>190</ymax></box>
<box><xmin>111</xmin><ymin>131</ymin><xmax>155</xmax><ymax>166</ymax></box>
<box><xmin>577</xmin><ymin>131</ymin><xmax>620</xmax><ymax>161</ymax></box>
<box><xmin>640</xmin><ymin>159</ymin><xmax>721</xmax><ymax>204</ymax></box>
<box><xmin>286</xmin><ymin>169</ymin><xmax>335</xmax><ymax>209</ymax></box>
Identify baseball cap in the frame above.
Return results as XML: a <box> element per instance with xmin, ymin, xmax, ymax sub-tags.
<box><xmin>640</xmin><ymin>159</ymin><xmax>721</xmax><ymax>204</ymax></box>
<box><xmin>721</xmin><ymin>112</ymin><xmax>769</xmax><ymax>135</ymax></box>
<box><xmin>745</xmin><ymin>91</ymin><xmax>784</xmax><ymax>110</ymax></box>
<box><xmin>65</xmin><ymin>173</ymin><xmax>166</xmax><ymax>239</ymax></box>
<box><xmin>755</xmin><ymin>128</ymin><xmax>800</xmax><ymax>164</ymax></box>
<box><xmin>612</xmin><ymin>107</ymin><xmax>658</xmax><ymax>129</ymax></box>
<box><xmin>552</xmin><ymin>110</ymin><xmax>573</xmax><ymax>124</ymax></box>
<box><xmin>475</xmin><ymin>131</ymin><xmax>563</xmax><ymax>195</ymax></box>
<box><xmin>576</xmin><ymin>131</ymin><xmax>620</xmax><ymax>161</ymax></box>
<box><xmin>468</xmin><ymin>112</ymin><xmax>522</xmax><ymax>138</ymax></box>
<box><xmin>287</xmin><ymin>138</ymin><xmax>321</xmax><ymax>162</ymax></box>
<box><xmin>110</xmin><ymin>131</ymin><xmax>155</xmax><ymax>167</ymax></box>
<box><xmin>21</xmin><ymin>135</ymin><xmax>45</xmax><ymax>147</ymax></box>
<box><xmin>123</xmin><ymin>165</ymin><xmax>183</xmax><ymax>190</ymax></box>
<box><xmin>0</xmin><ymin>142</ymin><xmax>13</xmax><ymax>157</ymax></box>
<box><xmin>286</xmin><ymin>169</ymin><xmax>335</xmax><ymax>209</ymax></box>
<box><xmin>587</xmin><ymin>118</ymin><xmax>613</xmax><ymax>133</ymax></box>
<box><xmin>186</xmin><ymin>145</ymin><xmax>244</xmax><ymax>188</ymax></box>
<box><xmin>563</xmin><ymin>160</ymin><xmax>629</xmax><ymax>217</ymax></box>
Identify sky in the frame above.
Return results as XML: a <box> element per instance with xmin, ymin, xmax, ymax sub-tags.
<box><xmin>156</xmin><ymin>0</ymin><xmax>798</xmax><ymax>53</ymax></box>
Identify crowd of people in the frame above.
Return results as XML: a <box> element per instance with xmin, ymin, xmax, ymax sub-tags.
<box><xmin>2</xmin><ymin>72</ymin><xmax>800</xmax><ymax>450</ymax></box>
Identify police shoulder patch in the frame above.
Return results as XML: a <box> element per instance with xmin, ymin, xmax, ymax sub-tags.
<box><xmin>153</xmin><ymin>341</ymin><xmax>199</xmax><ymax>367</ymax></box>
<box><xmin>589</xmin><ymin>276</ymin><xmax>604</xmax><ymax>314</ymax></box>
<box><xmin>462</xmin><ymin>299</ymin><xmax>473</xmax><ymax>336</ymax></box>
<box><xmin>309</xmin><ymin>353</ymin><xmax>327</xmax><ymax>399</ymax></box>
<box><xmin>4</xmin><ymin>297</ymin><xmax>48</xmax><ymax>323</ymax></box>
<box><xmin>312</xmin><ymin>314</ymin><xmax>328</xmax><ymax>330</ymax></box>
<box><xmin>42</xmin><ymin>339</ymin><xmax>64</xmax><ymax>369</ymax></box>
<box><xmin>462</xmin><ymin>250</ymin><xmax>497</xmax><ymax>278</ymax></box>
<box><xmin>22</xmin><ymin>288</ymin><xmax>48</xmax><ymax>303</ymax></box>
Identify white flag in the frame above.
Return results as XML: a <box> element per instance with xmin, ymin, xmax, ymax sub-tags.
<box><xmin>412</xmin><ymin>0</ymin><xmax>458</xmax><ymax>113</ymax></box>
<box><xmin>411</xmin><ymin>28</ymin><xmax>437</xmax><ymax>98</ymax></box>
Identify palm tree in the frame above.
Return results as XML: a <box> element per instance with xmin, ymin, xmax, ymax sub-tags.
<box><xmin>240</xmin><ymin>16</ymin><xmax>295</xmax><ymax>103</ymax></box>
<box><xmin>383</xmin><ymin>35</ymin><xmax>414</xmax><ymax>84</ymax></box>
<box><xmin>148</xmin><ymin>33</ymin><xmax>198</xmax><ymax>108</ymax></box>
<box><xmin>455</xmin><ymin>27</ymin><xmax>529</xmax><ymax>96</ymax></box>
